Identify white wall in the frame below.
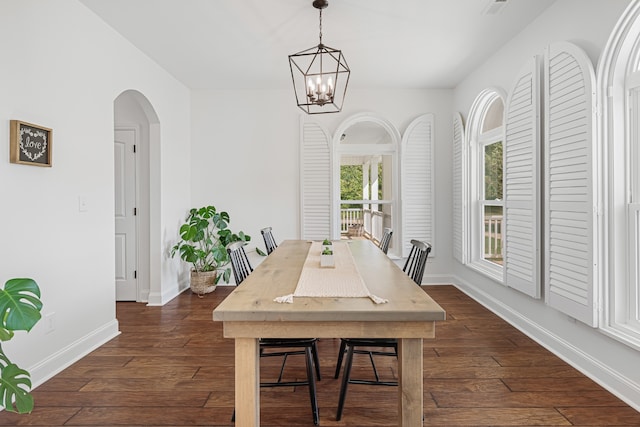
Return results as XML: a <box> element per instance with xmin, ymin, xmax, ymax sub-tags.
<box><xmin>0</xmin><ymin>0</ymin><xmax>190</xmax><ymax>387</ymax></box>
<box><xmin>190</xmin><ymin>88</ymin><xmax>453</xmax><ymax>279</ymax></box>
<box><xmin>453</xmin><ymin>0</ymin><xmax>640</xmax><ymax>410</ymax></box>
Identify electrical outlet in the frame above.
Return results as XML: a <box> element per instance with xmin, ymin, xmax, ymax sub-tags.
<box><xmin>45</xmin><ymin>312</ymin><xmax>56</xmax><ymax>334</ymax></box>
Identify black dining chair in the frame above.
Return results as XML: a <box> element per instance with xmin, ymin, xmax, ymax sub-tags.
<box><xmin>378</xmin><ymin>228</ymin><xmax>393</xmax><ymax>254</ymax></box>
<box><xmin>333</xmin><ymin>239</ymin><xmax>432</xmax><ymax>421</ymax></box>
<box><xmin>227</xmin><ymin>241</ymin><xmax>253</xmax><ymax>285</ymax></box>
<box><xmin>260</xmin><ymin>226</ymin><xmax>278</xmax><ymax>255</ymax></box>
<box><xmin>403</xmin><ymin>239</ymin><xmax>432</xmax><ymax>285</ymax></box>
<box><xmin>226</xmin><ymin>241</ymin><xmax>321</xmax><ymax>425</ymax></box>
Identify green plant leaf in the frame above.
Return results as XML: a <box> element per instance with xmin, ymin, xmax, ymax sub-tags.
<box><xmin>178</xmin><ymin>245</ymin><xmax>198</xmax><ymax>265</ymax></box>
<box><xmin>256</xmin><ymin>247</ymin><xmax>266</xmax><ymax>256</ymax></box>
<box><xmin>179</xmin><ymin>223</ymin><xmax>196</xmax><ymax>241</ymax></box>
<box><xmin>197</xmin><ymin>206</ymin><xmax>215</xmax><ymax>219</ymax></box>
<box><xmin>0</xmin><ymin>328</ymin><xmax>13</xmax><ymax>342</ymax></box>
<box><xmin>0</xmin><ymin>279</ymin><xmax>41</xmax><ymax>413</ymax></box>
<box><xmin>0</xmin><ymin>360</ymin><xmax>33</xmax><ymax>414</ymax></box>
<box><xmin>212</xmin><ymin>246</ymin><xmax>227</xmax><ymax>264</ymax></box>
<box><xmin>0</xmin><ymin>279</ymin><xmax>42</xmax><ymax>333</ymax></box>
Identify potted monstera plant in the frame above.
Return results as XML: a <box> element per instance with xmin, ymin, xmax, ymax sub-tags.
<box><xmin>0</xmin><ymin>277</ymin><xmax>42</xmax><ymax>414</ymax></box>
<box><xmin>171</xmin><ymin>205</ymin><xmax>251</xmax><ymax>296</ymax></box>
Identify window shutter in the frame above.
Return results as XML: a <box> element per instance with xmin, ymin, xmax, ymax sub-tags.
<box><xmin>544</xmin><ymin>42</ymin><xmax>597</xmax><ymax>326</ymax></box>
<box><xmin>452</xmin><ymin>112</ymin><xmax>466</xmax><ymax>263</ymax></box>
<box><xmin>401</xmin><ymin>114</ymin><xmax>434</xmax><ymax>257</ymax></box>
<box><xmin>503</xmin><ymin>57</ymin><xmax>542</xmax><ymax>298</ymax></box>
<box><xmin>300</xmin><ymin>120</ymin><xmax>332</xmax><ymax>240</ymax></box>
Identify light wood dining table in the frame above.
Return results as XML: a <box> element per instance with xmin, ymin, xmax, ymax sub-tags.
<box><xmin>212</xmin><ymin>239</ymin><xmax>446</xmax><ymax>426</ymax></box>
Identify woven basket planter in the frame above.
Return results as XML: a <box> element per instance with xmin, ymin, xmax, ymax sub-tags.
<box><xmin>190</xmin><ymin>270</ymin><xmax>217</xmax><ymax>297</ymax></box>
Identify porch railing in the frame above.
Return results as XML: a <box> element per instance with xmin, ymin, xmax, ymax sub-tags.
<box><xmin>341</xmin><ymin>208</ymin><xmax>386</xmax><ymax>243</ymax></box>
<box><xmin>341</xmin><ymin>208</ymin><xmax>363</xmax><ymax>234</ymax></box>
<box><xmin>485</xmin><ymin>215</ymin><xmax>503</xmax><ymax>261</ymax></box>
<box><xmin>342</xmin><ymin>209</ymin><xmax>502</xmax><ymax>260</ymax></box>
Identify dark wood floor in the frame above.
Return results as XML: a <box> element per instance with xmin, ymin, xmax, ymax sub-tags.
<box><xmin>2</xmin><ymin>285</ymin><xmax>639</xmax><ymax>426</ymax></box>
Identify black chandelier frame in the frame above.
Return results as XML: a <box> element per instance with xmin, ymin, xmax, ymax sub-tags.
<box><xmin>288</xmin><ymin>0</ymin><xmax>350</xmax><ymax>114</ymax></box>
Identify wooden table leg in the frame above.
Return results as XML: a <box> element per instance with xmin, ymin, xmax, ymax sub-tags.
<box><xmin>398</xmin><ymin>338</ymin><xmax>423</xmax><ymax>426</ymax></box>
<box><xmin>235</xmin><ymin>338</ymin><xmax>260</xmax><ymax>427</ymax></box>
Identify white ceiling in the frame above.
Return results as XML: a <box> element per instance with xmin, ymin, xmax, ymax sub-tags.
<box><xmin>79</xmin><ymin>0</ymin><xmax>557</xmax><ymax>90</ymax></box>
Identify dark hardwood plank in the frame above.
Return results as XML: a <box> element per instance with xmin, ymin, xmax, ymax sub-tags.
<box><xmin>558</xmin><ymin>406</ymin><xmax>640</xmax><ymax>426</ymax></box>
<box><xmin>422</xmin><ymin>407</ymin><xmax>572</xmax><ymax>426</ymax></box>
<box><xmin>423</xmin><ymin>364</ymin><xmax>584</xmax><ymax>380</ymax></box>
<box><xmin>434</xmin><ymin>346</ymin><xmax>551</xmax><ymax>357</ymax></box>
<box><xmin>424</xmin><ymin>378</ymin><xmax>511</xmax><ymax>393</ymax></box>
<box><xmin>503</xmin><ymin>377</ymin><xmax>609</xmax><ymax>392</ymax></box>
<box><xmin>0</xmin><ymin>407</ymin><xmax>81</xmax><ymax>426</ymax></box>
<box><xmin>432</xmin><ymin>391</ymin><xmax>628</xmax><ymax>408</ymax></box>
<box><xmin>31</xmin><ymin>391</ymin><xmax>211</xmax><ymax>408</ymax></box>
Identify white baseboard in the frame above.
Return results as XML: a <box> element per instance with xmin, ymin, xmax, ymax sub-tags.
<box><xmin>29</xmin><ymin>319</ymin><xmax>120</xmax><ymax>389</ymax></box>
<box><xmin>147</xmin><ymin>280</ymin><xmax>188</xmax><ymax>306</ymax></box>
<box><xmin>421</xmin><ymin>273</ymin><xmax>455</xmax><ymax>285</ymax></box>
<box><xmin>452</xmin><ymin>275</ymin><xmax>640</xmax><ymax>413</ymax></box>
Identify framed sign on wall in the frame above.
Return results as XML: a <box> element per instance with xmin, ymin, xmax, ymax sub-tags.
<box><xmin>10</xmin><ymin>120</ymin><xmax>52</xmax><ymax>167</ymax></box>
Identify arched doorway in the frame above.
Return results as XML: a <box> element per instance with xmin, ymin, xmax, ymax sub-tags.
<box><xmin>332</xmin><ymin>113</ymin><xmax>401</xmax><ymax>256</ymax></box>
<box><xmin>113</xmin><ymin>90</ymin><xmax>160</xmax><ymax>302</ymax></box>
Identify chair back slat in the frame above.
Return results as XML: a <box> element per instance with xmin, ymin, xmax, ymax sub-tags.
<box><xmin>261</xmin><ymin>227</ymin><xmax>278</xmax><ymax>255</ymax></box>
<box><xmin>379</xmin><ymin>228</ymin><xmax>393</xmax><ymax>254</ymax></box>
<box><xmin>402</xmin><ymin>239</ymin><xmax>432</xmax><ymax>285</ymax></box>
<box><xmin>227</xmin><ymin>241</ymin><xmax>253</xmax><ymax>285</ymax></box>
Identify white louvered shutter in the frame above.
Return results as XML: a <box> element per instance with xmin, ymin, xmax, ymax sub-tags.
<box><xmin>544</xmin><ymin>42</ymin><xmax>597</xmax><ymax>326</ymax></box>
<box><xmin>452</xmin><ymin>113</ymin><xmax>466</xmax><ymax>264</ymax></box>
<box><xmin>503</xmin><ymin>57</ymin><xmax>542</xmax><ymax>298</ymax></box>
<box><xmin>401</xmin><ymin>114</ymin><xmax>434</xmax><ymax>257</ymax></box>
<box><xmin>300</xmin><ymin>120</ymin><xmax>332</xmax><ymax>240</ymax></box>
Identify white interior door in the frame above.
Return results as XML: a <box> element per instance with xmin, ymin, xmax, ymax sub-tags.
<box><xmin>114</xmin><ymin>128</ymin><xmax>138</xmax><ymax>301</ymax></box>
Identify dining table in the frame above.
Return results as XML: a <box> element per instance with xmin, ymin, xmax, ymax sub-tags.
<box><xmin>212</xmin><ymin>239</ymin><xmax>446</xmax><ymax>426</ymax></box>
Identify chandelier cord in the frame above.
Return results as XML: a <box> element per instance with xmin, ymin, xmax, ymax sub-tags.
<box><xmin>318</xmin><ymin>8</ymin><xmax>323</xmax><ymax>45</ymax></box>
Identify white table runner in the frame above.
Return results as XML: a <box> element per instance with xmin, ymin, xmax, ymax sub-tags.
<box><xmin>274</xmin><ymin>241</ymin><xmax>388</xmax><ymax>304</ymax></box>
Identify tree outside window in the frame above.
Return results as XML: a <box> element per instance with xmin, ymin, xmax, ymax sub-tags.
<box><xmin>340</xmin><ymin>165</ymin><xmax>362</xmax><ymax>209</ymax></box>
<box><xmin>340</xmin><ymin>163</ymin><xmax>383</xmax><ymax>209</ymax></box>
<box><xmin>483</xmin><ymin>141</ymin><xmax>503</xmax><ymax>265</ymax></box>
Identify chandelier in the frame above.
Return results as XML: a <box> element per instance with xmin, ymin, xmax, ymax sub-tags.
<box><xmin>289</xmin><ymin>0</ymin><xmax>350</xmax><ymax>114</ymax></box>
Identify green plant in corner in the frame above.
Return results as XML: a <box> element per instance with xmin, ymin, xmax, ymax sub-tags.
<box><xmin>171</xmin><ymin>205</ymin><xmax>252</xmax><ymax>284</ymax></box>
<box><xmin>0</xmin><ymin>278</ymin><xmax>42</xmax><ymax>414</ymax></box>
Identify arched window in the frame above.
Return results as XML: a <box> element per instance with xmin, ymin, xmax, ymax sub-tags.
<box><xmin>466</xmin><ymin>89</ymin><xmax>505</xmax><ymax>281</ymax></box>
<box><xmin>598</xmin><ymin>0</ymin><xmax>640</xmax><ymax>348</ymax></box>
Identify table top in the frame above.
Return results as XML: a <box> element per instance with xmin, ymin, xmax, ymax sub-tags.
<box><xmin>212</xmin><ymin>239</ymin><xmax>445</xmax><ymax>323</ymax></box>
